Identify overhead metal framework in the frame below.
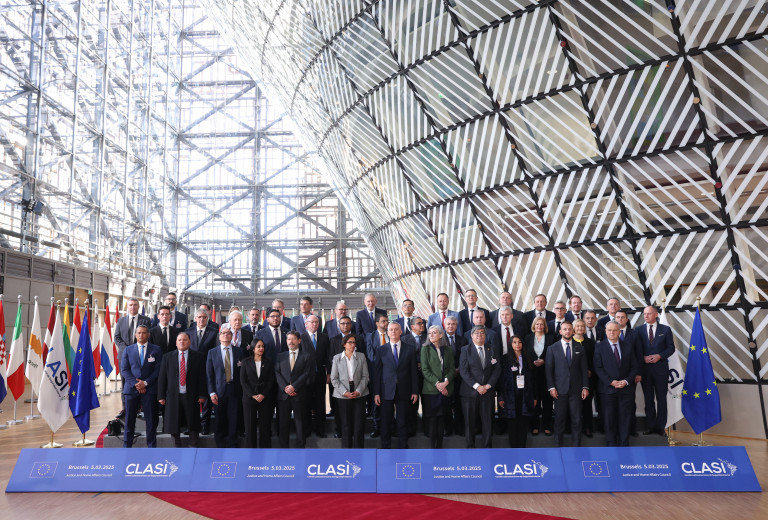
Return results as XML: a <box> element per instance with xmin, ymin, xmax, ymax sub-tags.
<box><xmin>0</xmin><ymin>0</ymin><xmax>382</xmax><ymax>303</ymax></box>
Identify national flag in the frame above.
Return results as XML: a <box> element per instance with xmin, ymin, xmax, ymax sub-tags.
<box><xmin>62</xmin><ymin>303</ymin><xmax>74</xmax><ymax>382</ymax></box>
<box><xmin>112</xmin><ymin>303</ymin><xmax>120</xmax><ymax>375</ymax></box>
<box><xmin>659</xmin><ymin>306</ymin><xmax>685</xmax><ymax>428</ymax></box>
<box><xmin>7</xmin><ymin>299</ymin><xmax>26</xmax><ymax>400</ymax></box>
<box><xmin>26</xmin><ymin>299</ymin><xmax>45</xmax><ymax>394</ymax></box>
<box><xmin>38</xmin><ymin>307</ymin><xmax>71</xmax><ymax>433</ymax></box>
<box><xmin>0</xmin><ymin>297</ymin><xmax>8</xmax><ymax>405</ymax></box>
<box><xmin>91</xmin><ymin>301</ymin><xmax>101</xmax><ymax>378</ymax></box>
<box><xmin>41</xmin><ymin>302</ymin><xmax>55</xmax><ymax>367</ymax></box>
<box><xmin>212</xmin><ymin>305</ymin><xmax>217</xmax><ymax>324</ymax></box>
<box><xmin>261</xmin><ymin>308</ymin><xmax>266</xmax><ymax>325</ymax></box>
<box><xmin>681</xmin><ymin>308</ymin><xmax>722</xmax><ymax>434</ymax></box>
<box><xmin>69</xmin><ymin>310</ymin><xmax>100</xmax><ymax>433</ymax></box>
<box><xmin>69</xmin><ymin>302</ymin><xmax>81</xmax><ymax>369</ymax></box>
<box><xmin>140</xmin><ymin>303</ymin><xmax>145</xmax><ymax>316</ymax></box>
<box><xmin>101</xmin><ymin>304</ymin><xmax>115</xmax><ymax>377</ymax></box>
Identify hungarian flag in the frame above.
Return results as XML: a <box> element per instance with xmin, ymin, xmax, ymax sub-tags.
<box><xmin>38</xmin><ymin>307</ymin><xmax>71</xmax><ymax>433</ymax></box>
<box><xmin>69</xmin><ymin>310</ymin><xmax>99</xmax><ymax>433</ymax></box>
<box><xmin>41</xmin><ymin>302</ymin><xmax>55</xmax><ymax>367</ymax></box>
<box><xmin>25</xmin><ymin>299</ymin><xmax>45</xmax><ymax>394</ymax></box>
<box><xmin>91</xmin><ymin>301</ymin><xmax>101</xmax><ymax>378</ymax></box>
<box><xmin>7</xmin><ymin>299</ymin><xmax>26</xmax><ymax>400</ymax></box>
<box><xmin>0</xmin><ymin>298</ymin><xmax>8</xmax><ymax>404</ymax></box>
<box><xmin>62</xmin><ymin>303</ymin><xmax>74</xmax><ymax>382</ymax></box>
<box><xmin>112</xmin><ymin>303</ymin><xmax>120</xmax><ymax>374</ymax></box>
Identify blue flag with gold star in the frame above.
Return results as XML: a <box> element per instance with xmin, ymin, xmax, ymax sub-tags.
<box><xmin>681</xmin><ymin>308</ymin><xmax>721</xmax><ymax>434</ymax></box>
<box><xmin>68</xmin><ymin>310</ymin><xmax>100</xmax><ymax>433</ymax></box>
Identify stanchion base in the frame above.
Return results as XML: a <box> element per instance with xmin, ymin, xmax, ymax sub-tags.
<box><xmin>0</xmin><ymin>424</ymin><xmax>8</xmax><ymax>430</ymax></box>
<box><xmin>24</xmin><ymin>415</ymin><xmax>41</xmax><ymax>421</ymax></box>
<box><xmin>667</xmin><ymin>438</ymin><xmax>681</xmax><ymax>446</ymax></box>
<box><xmin>73</xmin><ymin>439</ymin><xmax>96</xmax><ymax>447</ymax></box>
<box><xmin>24</xmin><ymin>398</ymin><xmax>38</xmax><ymax>404</ymax></box>
<box><xmin>40</xmin><ymin>442</ymin><xmax>63</xmax><ymax>448</ymax></box>
<box><xmin>7</xmin><ymin>419</ymin><xmax>24</xmax><ymax>426</ymax></box>
<box><xmin>692</xmin><ymin>440</ymin><xmax>712</xmax><ymax>446</ymax></box>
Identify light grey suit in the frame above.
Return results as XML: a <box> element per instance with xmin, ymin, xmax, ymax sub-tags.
<box><xmin>330</xmin><ymin>351</ymin><xmax>369</xmax><ymax>448</ymax></box>
<box><xmin>330</xmin><ymin>352</ymin><xmax>370</xmax><ymax>398</ymax></box>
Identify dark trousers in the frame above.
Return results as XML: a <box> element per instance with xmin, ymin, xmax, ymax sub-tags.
<box><xmin>461</xmin><ymin>394</ymin><xmax>494</xmax><ymax>448</ymax></box>
<box><xmin>244</xmin><ymin>398</ymin><xmax>274</xmax><ymax>448</ymax></box>
<box><xmin>201</xmin><ymin>396</ymin><xmax>212</xmax><ymax>431</ymax></box>
<box><xmin>601</xmin><ymin>390</ymin><xmax>634</xmax><ymax>446</ymax></box>
<box><xmin>278</xmin><ymin>397</ymin><xmax>306</xmax><ymax>448</ymax></box>
<box><xmin>553</xmin><ymin>392</ymin><xmax>583</xmax><ymax>447</ymax></box>
<box><xmin>366</xmin><ymin>393</ymin><xmax>380</xmax><ymax>432</ymax></box>
<box><xmin>171</xmin><ymin>395</ymin><xmax>200</xmax><ymax>447</ymax></box>
<box><xmin>582</xmin><ymin>392</ymin><xmax>595</xmax><ymax>432</ymax></box>
<box><xmin>426</xmin><ymin>415</ymin><xmax>444</xmax><ymax>449</ymax></box>
<box><xmin>531</xmin><ymin>390</ymin><xmax>553</xmax><ymax>432</ymax></box>
<box><xmin>213</xmin><ymin>383</ymin><xmax>239</xmax><ymax>448</ymax></box>
<box><xmin>338</xmin><ymin>397</ymin><xmax>365</xmax><ymax>448</ymax></box>
<box><xmin>380</xmin><ymin>398</ymin><xmax>409</xmax><ymax>449</ymax></box>
<box><xmin>124</xmin><ymin>392</ymin><xmax>157</xmax><ymax>448</ymax></box>
<box><xmin>306</xmin><ymin>373</ymin><xmax>327</xmax><ymax>435</ymax></box>
<box><xmin>506</xmin><ymin>416</ymin><xmax>530</xmax><ymax>448</ymax></box>
<box><xmin>446</xmin><ymin>385</ymin><xmax>464</xmax><ymax>435</ymax></box>
<box><xmin>642</xmin><ymin>362</ymin><xmax>669</xmax><ymax>431</ymax></box>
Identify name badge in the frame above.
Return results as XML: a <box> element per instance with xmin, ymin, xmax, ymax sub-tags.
<box><xmin>517</xmin><ymin>375</ymin><xmax>525</xmax><ymax>389</ymax></box>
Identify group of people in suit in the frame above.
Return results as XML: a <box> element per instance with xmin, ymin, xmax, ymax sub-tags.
<box><xmin>116</xmin><ymin>290</ymin><xmax>676</xmax><ymax>450</ymax></box>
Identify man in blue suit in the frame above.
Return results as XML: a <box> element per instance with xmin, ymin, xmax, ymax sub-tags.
<box><xmin>394</xmin><ymin>298</ymin><xmax>417</xmax><ymax>336</ymax></box>
<box><xmin>206</xmin><ymin>325</ymin><xmax>243</xmax><ymax>448</ymax></box>
<box><xmin>427</xmin><ymin>293</ymin><xmax>463</xmax><ymax>336</ymax></box>
<box><xmin>355</xmin><ymin>293</ymin><xmax>386</xmax><ymax>336</ymax></box>
<box><xmin>121</xmin><ymin>325</ymin><xmax>162</xmax><ymax>447</ymax></box>
<box><xmin>270</xmin><ymin>299</ymin><xmax>292</xmax><ymax>330</ymax></box>
<box><xmin>255</xmin><ymin>307</ymin><xmax>288</xmax><ymax>362</ymax></box>
<box><xmin>365</xmin><ymin>313</ymin><xmax>389</xmax><ymax>437</ymax></box>
<box><xmin>458</xmin><ymin>289</ymin><xmax>491</xmax><ymax>333</ymax></box>
<box><xmin>374</xmin><ymin>322</ymin><xmax>418</xmax><ymax>449</ymax></box>
<box><xmin>636</xmin><ymin>306</ymin><xmax>676</xmax><ymax>435</ymax></box>
<box><xmin>545</xmin><ymin>321</ymin><xmax>589</xmax><ymax>447</ymax></box>
<box><xmin>594</xmin><ymin>322</ymin><xmax>639</xmax><ymax>446</ymax></box>
<box><xmin>290</xmin><ymin>295</ymin><xmax>319</xmax><ymax>334</ymax></box>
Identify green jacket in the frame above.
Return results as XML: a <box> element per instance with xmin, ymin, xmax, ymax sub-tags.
<box><xmin>421</xmin><ymin>343</ymin><xmax>455</xmax><ymax>396</ymax></box>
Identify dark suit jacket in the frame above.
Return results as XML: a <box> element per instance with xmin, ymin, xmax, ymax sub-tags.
<box><xmin>355</xmin><ymin>308</ymin><xmax>386</xmax><ymax>336</ymax></box>
<box><xmin>492</xmin><ymin>322</ymin><xmax>526</xmax><ymax>352</ymax></box>
<box><xmin>186</xmin><ymin>326</ymin><xmax>218</xmax><ymax>355</ymax></box>
<box><xmin>463</xmin><ymin>327</ymin><xmax>501</xmax><ymax>350</ymax></box>
<box><xmin>459</xmin><ymin>307</ymin><xmax>491</xmax><ymax>333</ymax></box>
<box><xmin>254</xmin><ymin>325</ymin><xmax>289</xmax><ymax>362</ymax></box>
<box><xmin>523</xmin><ymin>309</ymin><xmax>556</xmax><ymax>331</ymax></box>
<box><xmin>330</xmin><ymin>333</ymin><xmax>365</xmax><ymax>357</ymax></box>
<box><xmin>240</xmin><ymin>356</ymin><xmax>276</xmax><ymax>401</ymax></box>
<box><xmin>565</xmin><ymin>311</ymin><xmax>585</xmax><ymax>323</ymax></box>
<box><xmin>121</xmin><ymin>342</ymin><xmax>162</xmax><ymax>395</ymax></box>
<box><xmin>545</xmin><ymin>339</ymin><xmax>588</xmax><ymax>395</ymax></box>
<box><xmin>290</xmin><ymin>313</ymin><xmax>323</xmax><ymax>335</ymax></box>
<box><xmin>152</xmin><ymin>310</ymin><xmax>188</xmax><ymax>331</ymax></box>
<box><xmin>374</xmin><ymin>342</ymin><xmax>418</xmax><ymax>400</ymax></box>
<box><xmin>158</xmin><ymin>349</ymin><xmax>207</xmax><ymax>433</ymax></box>
<box><xmin>459</xmin><ymin>343</ymin><xmax>501</xmax><ymax>398</ymax></box>
<box><xmin>323</xmin><ymin>318</ymin><xmax>355</xmax><ymax>339</ymax></box>
<box><xmin>594</xmin><ymin>339</ymin><xmax>639</xmax><ymax>394</ymax></box>
<box><xmin>206</xmin><ymin>344</ymin><xmax>243</xmax><ymax>398</ymax></box>
<box><xmin>275</xmin><ymin>348</ymin><xmax>315</xmax><ymax>400</ymax></box>
<box><xmin>150</xmin><ymin>324</ymin><xmax>179</xmax><ymax>355</ymax></box>
<box><xmin>231</xmin><ymin>328</ymin><xmax>253</xmax><ymax>350</ymax></box>
<box><xmin>634</xmin><ymin>323</ymin><xmax>675</xmax><ymax>359</ymax></box>
<box><xmin>301</xmin><ymin>331</ymin><xmax>331</xmax><ymax>376</ymax></box>
<box><xmin>393</xmin><ymin>316</ymin><xmax>415</xmax><ymax>335</ymax></box>
<box><xmin>113</xmin><ymin>314</ymin><xmax>152</xmax><ymax>352</ymax></box>
<box><xmin>489</xmin><ymin>307</ymin><xmax>525</xmax><ymax>330</ymax></box>
<box><xmin>366</xmin><ymin>329</ymin><xmax>389</xmax><ymax>365</ymax></box>
<box><xmin>242</xmin><ymin>323</ymin><xmax>262</xmax><ymax>334</ymax></box>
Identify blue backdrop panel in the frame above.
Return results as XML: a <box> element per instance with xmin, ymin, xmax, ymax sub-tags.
<box><xmin>190</xmin><ymin>449</ymin><xmax>376</xmax><ymax>493</ymax></box>
<box><xmin>561</xmin><ymin>446</ymin><xmax>761</xmax><ymax>492</ymax></box>
<box><xmin>6</xmin><ymin>448</ymin><xmax>197</xmax><ymax>492</ymax></box>
<box><xmin>376</xmin><ymin>449</ymin><xmax>567</xmax><ymax>493</ymax></box>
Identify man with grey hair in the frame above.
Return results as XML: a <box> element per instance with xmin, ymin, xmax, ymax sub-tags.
<box><xmin>356</xmin><ymin>292</ymin><xmax>386</xmax><ymax>336</ymax></box>
<box><xmin>324</xmin><ymin>300</ymin><xmax>352</xmax><ymax>339</ymax></box>
<box><xmin>228</xmin><ymin>309</ymin><xmax>253</xmax><ymax>350</ymax></box>
<box><xmin>271</xmin><ymin>298</ymin><xmax>292</xmax><ymax>330</ymax></box>
<box><xmin>459</xmin><ymin>325</ymin><xmax>501</xmax><ymax>448</ymax></box>
<box><xmin>199</xmin><ymin>303</ymin><xmax>219</xmax><ymax>330</ymax></box>
<box><xmin>207</xmin><ymin>324</ymin><xmax>243</xmax><ymax>448</ymax></box>
<box><xmin>302</xmin><ymin>314</ymin><xmax>331</xmax><ymax>438</ymax></box>
<box><xmin>597</xmin><ymin>297</ymin><xmax>621</xmax><ymax>334</ymax></box>
<box><xmin>185</xmin><ymin>307</ymin><xmax>218</xmax><ymax>435</ymax></box>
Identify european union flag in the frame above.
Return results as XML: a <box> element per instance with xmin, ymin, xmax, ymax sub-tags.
<box><xmin>211</xmin><ymin>462</ymin><xmax>237</xmax><ymax>478</ymax></box>
<box><xmin>30</xmin><ymin>462</ymin><xmax>57</xmax><ymax>478</ymax></box>
<box><xmin>582</xmin><ymin>461</ymin><xmax>610</xmax><ymax>477</ymax></box>
<box><xmin>68</xmin><ymin>311</ymin><xmax>100</xmax><ymax>434</ymax></box>
<box><xmin>395</xmin><ymin>462</ymin><xmax>421</xmax><ymax>479</ymax></box>
<box><xmin>681</xmin><ymin>308</ymin><xmax>721</xmax><ymax>434</ymax></box>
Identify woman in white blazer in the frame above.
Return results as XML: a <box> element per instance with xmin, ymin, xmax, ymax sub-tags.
<box><xmin>331</xmin><ymin>334</ymin><xmax>370</xmax><ymax>448</ymax></box>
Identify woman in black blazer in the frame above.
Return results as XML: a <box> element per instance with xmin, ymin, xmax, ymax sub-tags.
<box><xmin>241</xmin><ymin>338</ymin><xmax>276</xmax><ymax>448</ymax></box>
<box><xmin>498</xmin><ymin>335</ymin><xmax>536</xmax><ymax>448</ymax></box>
<box><xmin>523</xmin><ymin>317</ymin><xmax>555</xmax><ymax>436</ymax></box>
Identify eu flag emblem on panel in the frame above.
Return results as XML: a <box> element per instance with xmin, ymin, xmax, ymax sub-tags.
<box><xmin>211</xmin><ymin>462</ymin><xmax>237</xmax><ymax>478</ymax></box>
<box><xmin>395</xmin><ymin>462</ymin><xmax>421</xmax><ymax>479</ymax></box>
<box><xmin>681</xmin><ymin>308</ymin><xmax>722</xmax><ymax>434</ymax></box>
<box><xmin>30</xmin><ymin>462</ymin><xmax>57</xmax><ymax>478</ymax></box>
<box><xmin>582</xmin><ymin>461</ymin><xmax>610</xmax><ymax>477</ymax></box>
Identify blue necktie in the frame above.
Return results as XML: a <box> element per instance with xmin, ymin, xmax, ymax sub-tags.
<box><xmin>139</xmin><ymin>345</ymin><xmax>144</xmax><ymax>367</ymax></box>
<box><xmin>620</xmin><ymin>330</ymin><xmax>625</xmax><ymax>341</ymax></box>
<box><xmin>312</xmin><ymin>333</ymin><xmax>317</xmax><ymax>349</ymax></box>
<box><xmin>393</xmin><ymin>344</ymin><xmax>399</xmax><ymax>365</ymax></box>
<box><xmin>565</xmin><ymin>342</ymin><xmax>571</xmax><ymax>365</ymax></box>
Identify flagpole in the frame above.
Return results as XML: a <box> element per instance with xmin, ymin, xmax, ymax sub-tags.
<box><xmin>73</xmin><ymin>433</ymin><xmax>95</xmax><ymax>447</ymax></box>
<box><xmin>7</xmin><ymin>295</ymin><xmax>24</xmax><ymax>425</ymax></box>
<box><xmin>660</xmin><ymin>296</ymin><xmax>679</xmax><ymax>446</ymax></box>
<box><xmin>690</xmin><ymin>297</ymin><xmax>712</xmax><ymax>447</ymax></box>
<box><xmin>0</xmin><ymin>295</ymin><xmax>4</xmax><ymax>424</ymax></box>
<box><xmin>26</xmin><ymin>296</ymin><xmax>41</xmax><ymax>421</ymax></box>
<box><xmin>41</xmin><ymin>431</ymin><xmax>62</xmax><ymax>449</ymax></box>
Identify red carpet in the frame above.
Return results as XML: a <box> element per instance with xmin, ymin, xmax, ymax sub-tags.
<box><xmin>150</xmin><ymin>491</ymin><xmax>572</xmax><ymax>520</ymax></box>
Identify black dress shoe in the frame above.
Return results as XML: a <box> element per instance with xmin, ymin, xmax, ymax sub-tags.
<box><xmin>116</xmin><ymin>410</ymin><xmax>126</xmax><ymax>419</ymax></box>
<box><xmin>370</xmin><ymin>430</ymin><xmax>380</xmax><ymax>438</ymax></box>
<box><xmin>584</xmin><ymin>430</ymin><xmax>593</xmax><ymax>438</ymax></box>
<box><xmin>201</xmin><ymin>425</ymin><xmax>210</xmax><ymax>436</ymax></box>
<box><xmin>631</xmin><ymin>431</ymin><xmax>639</xmax><ymax>437</ymax></box>
<box><xmin>316</xmin><ymin>432</ymin><xmax>327</xmax><ymax>438</ymax></box>
<box><xmin>334</xmin><ymin>433</ymin><xmax>341</xmax><ymax>439</ymax></box>
<box><xmin>643</xmin><ymin>430</ymin><xmax>656</xmax><ymax>435</ymax></box>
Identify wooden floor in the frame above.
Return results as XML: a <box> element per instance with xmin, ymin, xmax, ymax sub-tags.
<box><xmin>1</xmin><ymin>382</ymin><xmax>766</xmax><ymax>520</ymax></box>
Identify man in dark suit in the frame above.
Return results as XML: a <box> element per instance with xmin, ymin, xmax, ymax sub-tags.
<box><xmin>301</xmin><ymin>315</ymin><xmax>330</xmax><ymax>437</ymax></box>
<box><xmin>206</xmin><ymin>325</ymin><xmax>243</xmax><ymax>448</ymax></box>
<box><xmin>584</xmin><ymin>310</ymin><xmax>600</xmax><ymax>342</ymax></box>
<box><xmin>186</xmin><ymin>308</ymin><xmax>218</xmax><ymax>435</ymax></box>
<box><xmin>270</xmin><ymin>298</ymin><xmax>292</xmax><ymax>330</ymax></box>
<box><xmin>113</xmin><ymin>297</ymin><xmax>151</xmax><ymax>418</ymax></box>
<box><xmin>149</xmin><ymin>305</ymin><xmax>179</xmax><ymax>355</ymax></box>
<box><xmin>489</xmin><ymin>291</ymin><xmax>524</xmax><ymax>329</ymax></box>
<box><xmin>547</xmin><ymin>301</ymin><xmax>569</xmax><ymax>338</ymax></box>
<box><xmin>355</xmin><ymin>293</ymin><xmax>387</xmax><ymax>336</ymax></box>
<box><xmin>565</xmin><ymin>294</ymin><xmax>585</xmax><ymax>322</ymax></box>
<box><xmin>199</xmin><ymin>303</ymin><xmax>219</xmax><ymax>330</ymax></box>
<box><xmin>290</xmin><ymin>295</ymin><xmax>320</xmax><ymax>334</ymax></box>
<box><xmin>459</xmin><ymin>289</ymin><xmax>491</xmax><ymax>333</ymax></box>
<box><xmin>394</xmin><ymin>299</ymin><xmax>416</xmax><ymax>336</ymax></box>
<box><xmin>444</xmin><ymin>316</ymin><xmax>468</xmax><ymax>436</ymax></box>
<box><xmin>463</xmin><ymin>310</ymin><xmax>500</xmax><ymax>349</ymax></box>
<box><xmin>255</xmin><ymin>307</ymin><xmax>288</xmax><ymax>362</ymax></box>
<box><xmin>374</xmin><ymin>322</ymin><xmax>418</xmax><ymax>449</ymax></box>
<box><xmin>324</xmin><ymin>300</ymin><xmax>352</xmax><ymax>339</ymax></box>
<box><xmin>275</xmin><ymin>331</ymin><xmax>315</xmax><ymax>448</ymax></box>
<box><xmin>121</xmin><ymin>325</ymin><xmax>162</xmax><ymax>447</ymax></box>
<box><xmin>459</xmin><ymin>325</ymin><xmax>501</xmax><ymax>448</ymax></box>
<box><xmin>594</xmin><ymin>321</ymin><xmax>639</xmax><ymax>446</ymax></box>
<box><xmin>406</xmin><ymin>316</ymin><xmax>427</xmax><ymax>347</ymax></box>
<box><xmin>366</xmin><ymin>313</ymin><xmax>390</xmax><ymax>437</ymax></box>
<box><xmin>227</xmin><ymin>310</ymin><xmax>253</xmax><ymax>350</ymax></box>
<box><xmin>242</xmin><ymin>307</ymin><xmax>262</xmax><ymax>334</ymax></box>
<box><xmin>493</xmin><ymin>306</ymin><xmax>526</xmax><ymax>355</ymax></box>
<box><xmin>524</xmin><ymin>294</ymin><xmax>556</xmax><ymax>330</ymax></box>
<box><xmin>635</xmin><ymin>306</ymin><xmax>676</xmax><ymax>435</ymax></box>
<box><xmin>157</xmin><ymin>332</ymin><xmax>207</xmax><ymax>447</ymax></box>
<box><xmin>596</xmin><ymin>297</ymin><xmax>621</xmax><ymax>334</ymax></box>
<box><xmin>152</xmin><ymin>292</ymin><xmax>188</xmax><ymax>331</ymax></box>
<box><xmin>545</xmin><ymin>321</ymin><xmax>589</xmax><ymax>447</ymax></box>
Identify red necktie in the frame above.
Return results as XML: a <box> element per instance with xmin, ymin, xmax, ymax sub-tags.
<box><xmin>180</xmin><ymin>352</ymin><xmax>186</xmax><ymax>386</ymax></box>
<box><xmin>441</xmin><ymin>311</ymin><xmax>446</xmax><ymax>329</ymax></box>
<box><xmin>649</xmin><ymin>325</ymin><xmax>654</xmax><ymax>343</ymax></box>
